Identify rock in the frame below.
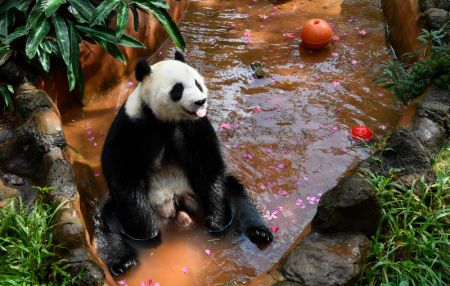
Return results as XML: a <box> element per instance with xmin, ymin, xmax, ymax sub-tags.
<box><xmin>281</xmin><ymin>232</ymin><xmax>370</xmax><ymax>286</ymax></box>
<box><xmin>15</xmin><ymin>88</ymin><xmax>54</xmax><ymax>121</ymax></box>
<box><xmin>272</xmin><ymin>282</ymin><xmax>302</xmax><ymax>286</ymax></box>
<box><xmin>0</xmin><ymin>126</ymin><xmax>12</xmax><ymax>143</ymax></box>
<box><xmin>412</xmin><ymin>117</ymin><xmax>446</xmax><ymax>154</ymax></box>
<box><xmin>43</xmin><ymin>148</ymin><xmax>77</xmax><ymax>204</ymax></box>
<box><xmin>67</xmin><ymin>260</ymin><xmax>105</xmax><ymax>286</ymax></box>
<box><xmin>434</xmin><ymin>0</ymin><xmax>450</xmax><ymax>10</ymax></box>
<box><xmin>33</xmin><ymin>109</ymin><xmax>63</xmax><ymax>135</ymax></box>
<box><xmin>419</xmin><ymin>0</ymin><xmax>436</xmax><ymax>11</ymax></box>
<box><xmin>423</xmin><ymin>8</ymin><xmax>449</xmax><ymax>30</ymax></box>
<box><xmin>416</xmin><ymin>88</ymin><xmax>450</xmax><ymax>130</ymax></box>
<box><xmin>54</xmin><ymin>208</ymin><xmax>85</xmax><ymax>249</ymax></box>
<box><xmin>312</xmin><ymin>174</ymin><xmax>381</xmax><ymax>237</ymax></box>
<box><xmin>381</xmin><ymin>128</ymin><xmax>434</xmax><ymax>178</ymax></box>
<box><xmin>0</xmin><ymin>179</ymin><xmax>19</xmax><ymax>207</ymax></box>
<box><xmin>2</xmin><ymin>173</ymin><xmax>24</xmax><ymax>186</ymax></box>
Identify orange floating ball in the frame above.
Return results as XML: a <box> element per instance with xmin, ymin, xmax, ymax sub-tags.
<box><xmin>301</xmin><ymin>19</ymin><xmax>333</xmax><ymax>50</ymax></box>
<box><xmin>351</xmin><ymin>126</ymin><xmax>374</xmax><ymax>141</ymax></box>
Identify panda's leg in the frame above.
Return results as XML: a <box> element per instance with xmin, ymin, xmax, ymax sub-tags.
<box><xmin>225</xmin><ymin>175</ymin><xmax>273</xmax><ymax>243</ymax></box>
<box><xmin>96</xmin><ymin>199</ymin><xmax>138</xmax><ymax>276</ymax></box>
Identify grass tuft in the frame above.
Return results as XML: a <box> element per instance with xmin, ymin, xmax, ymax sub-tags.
<box><xmin>0</xmin><ymin>198</ymin><xmax>80</xmax><ymax>285</ymax></box>
<box><xmin>359</xmin><ymin>155</ymin><xmax>450</xmax><ymax>286</ymax></box>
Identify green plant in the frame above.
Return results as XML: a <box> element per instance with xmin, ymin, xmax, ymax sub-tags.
<box><xmin>375</xmin><ymin>26</ymin><xmax>450</xmax><ymax>104</ymax></box>
<box><xmin>359</xmin><ymin>168</ymin><xmax>450</xmax><ymax>286</ymax></box>
<box><xmin>0</xmin><ymin>0</ymin><xmax>185</xmax><ymax>110</ymax></box>
<box><xmin>0</xmin><ymin>197</ymin><xmax>80</xmax><ymax>285</ymax></box>
<box><xmin>0</xmin><ymin>84</ymin><xmax>14</xmax><ymax>113</ymax></box>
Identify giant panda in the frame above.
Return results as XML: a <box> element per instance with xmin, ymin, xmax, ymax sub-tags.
<box><xmin>96</xmin><ymin>50</ymin><xmax>273</xmax><ymax>276</ymax></box>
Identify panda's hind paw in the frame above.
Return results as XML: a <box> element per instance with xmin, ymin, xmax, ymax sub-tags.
<box><xmin>109</xmin><ymin>256</ymin><xmax>138</xmax><ymax>277</ymax></box>
<box><xmin>246</xmin><ymin>226</ymin><xmax>273</xmax><ymax>244</ymax></box>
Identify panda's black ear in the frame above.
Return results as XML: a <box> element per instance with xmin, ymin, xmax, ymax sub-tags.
<box><xmin>174</xmin><ymin>49</ymin><xmax>185</xmax><ymax>63</ymax></box>
<box><xmin>135</xmin><ymin>58</ymin><xmax>151</xmax><ymax>82</ymax></box>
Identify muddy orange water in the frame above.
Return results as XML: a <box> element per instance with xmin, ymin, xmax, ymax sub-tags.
<box><xmin>62</xmin><ymin>0</ymin><xmax>402</xmax><ymax>285</ymax></box>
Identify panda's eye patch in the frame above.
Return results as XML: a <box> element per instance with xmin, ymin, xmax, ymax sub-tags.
<box><xmin>195</xmin><ymin>80</ymin><xmax>203</xmax><ymax>92</ymax></box>
<box><xmin>170</xmin><ymin>83</ymin><xmax>184</xmax><ymax>101</ymax></box>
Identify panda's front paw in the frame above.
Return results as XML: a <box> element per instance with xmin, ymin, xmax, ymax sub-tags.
<box><xmin>246</xmin><ymin>225</ymin><xmax>273</xmax><ymax>244</ymax></box>
<box><xmin>109</xmin><ymin>255</ymin><xmax>138</xmax><ymax>277</ymax></box>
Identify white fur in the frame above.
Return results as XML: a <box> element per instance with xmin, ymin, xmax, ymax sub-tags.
<box><xmin>140</xmin><ymin>60</ymin><xmax>208</xmax><ymax>122</ymax></box>
<box><xmin>125</xmin><ymin>84</ymin><xmax>143</xmax><ymax>118</ymax></box>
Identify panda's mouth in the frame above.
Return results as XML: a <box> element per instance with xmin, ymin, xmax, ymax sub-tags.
<box><xmin>182</xmin><ymin>107</ymin><xmax>197</xmax><ymax>116</ymax></box>
<box><xmin>182</xmin><ymin>106</ymin><xmax>207</xmax><ymax>118</ymax></box>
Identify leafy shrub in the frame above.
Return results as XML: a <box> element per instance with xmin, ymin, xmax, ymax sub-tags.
<box><xmin>0</xmin><ymin>198</ymin><xmax>80</xmax><ymax>285</ymax></box>
<box><xmin>359</xmin><ymin>169</ymin><xmax>450</xmax><ymax>286</ymax></box>
<box><xmin>375</xmin><ymin>27</ymin><xmax>450</xmax><ymax>104</ymax></box>
<box><xmin>0</xmin><ymin>0</ymin><xmax>185</xmax><ymax>110</ymax></box>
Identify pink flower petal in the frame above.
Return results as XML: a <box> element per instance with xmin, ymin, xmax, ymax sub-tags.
<box><xmin>271</xmin><ymin>225</ymin><xmax>280</xmax><ymax>233</ymax></box>
<box><xmin>220</xmin><ymin>123</ymin><xmax>232</xmax><ymax>130</ymax></box>
<box><xmin>351</xmin><ymin>60</ymin><xmax>358</xmax><ymax>65</ymax></box>
<box><xmin>128</xmin><ymin>81</ymin><xmax>134</xmax><ymax>87</ymax></box>
<box><xmin>94</xmin><ymin>172</ymin><xmax>100</xmax><ymax>177</ymax></box>
<box><xmin>118</xmin><ymin>281</ymin><xmax>126</xmax><ymax>286</ymax></box>
<box><xmin>332</xmin><ymin>52</ymin><xmax>339</xmax><ymax>57</ymax></box>
<box><xmin>278</xmin><ymin>163</ymin><xmax>285</xmax><ymax>169</ymax></box>
<box><xmin>358</xmin><ymin>30</ymin><xmax>368</xmax><ymax>36</ymax></box>
<box><xmin>332</xmin><ymin>35</ymin><xmax>340</xmax><ymax>41</ymax></box>
<box><xmin>267</xmin><ymin>147</ymin><xmax>273</xmax><ymax>153</ymax></box>
<box><xmin>181</xmin><ymin>266</ymin><xmax>188</xmax><ymax>273</ymax></box>
<box><xmin>331</xmin><ymin>81</ymin><xmax>341</xmax><ymax>87</ymax></box>
<box><xmin>253</xmin><ymin>107</ymin><xmax>262</xmax><ymax>113</ymax></box>
<box><xmin>244</xmin><ymin>154</ymin><xmax>253</xmax><ymax>160</ymax></box>
<box><xmin>283</xmin><ymin>33</ymin><xmax>296</xmax><ymax>38</ymax></box>
<box><xmin>154</xmin><ymin>283</ymin><xmax>160</xmax><ymax>286</ymax></box>
<box><xmin>204</xmin><ymin>249</ymin><xmax>211</xmax><ymax>256</ymax></box>
<box><xmin>148</xmin><ymin>280</ymin><xmax>153</xmax><ymax>285</ymax></box>
<box><xmin>141</xmin><ymin>281</ymin><xmax>146</xmax><ymax>286</ymax></box>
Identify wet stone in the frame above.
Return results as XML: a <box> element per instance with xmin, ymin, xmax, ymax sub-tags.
<box><xmin>0</xmin><ymin>179</ymin><xmax>19</xmax><ymax>204</ymax></box>
<box><xmin>67</xmin><ymin>260</ymin><xmax>105</xmax><ymax>286</ymax></box>
<box><xmin>312</xmin><ymin>174</ymin><xmax>381</xmax><ymax>237</ymax></box>
<box><xmin>15</xmin><ymin>89</ymin><xmax>54</xmax><ymax>121</ymax></box>
<box><xmin>2</xmin><ymin>173</ymin><xmax>24</xmax><ymax>186</ymax></box>
<box><xmin>381</xmin><ymin>127</ymin><xmax>434</xmax><ymax>178</ymax></box>
<box><xmin>33</xmin><ymin>109</ymin><xmax>63</xmax><ymax>135</ymax></box>
<box><xmin>412</xmin><ymin>117</ymin><xmax>446</xmax><ymax>154</ymax></box>
<box><xmin>281</xmin><ymin>232</ymin><xmax>370</xmax><ymax>286</ymax></box>
<box><xmin>416</xmin><ymin>88</ymin><xmax>450</xmax><ymax>130</ymax></box>
<box><xmin>423</xmin><ymin>8</ymin><xmax>450</xmax><ymax>30</ymax></box>
<box><xmin>54</xmin><ymin>209</ymin><xmax>85</xmax><ymax>249</ymax></box>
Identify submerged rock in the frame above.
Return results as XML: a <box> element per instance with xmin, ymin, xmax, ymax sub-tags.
<box><xmin>281</xmin><ymin>232</ymin><xmax>370</xmax><ymax>286</ymax></box>
<box><xmin>312</xmin><ymin>174</ymin><xmax>381</xmax><ymax>237</ymax></box>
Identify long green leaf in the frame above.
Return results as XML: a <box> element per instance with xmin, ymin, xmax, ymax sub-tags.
<box><xmin>66</xmin><ymin>0</ymin><xmax>95</xmax><ymax>21</ymax></box>
<box><xmin>131</xmin><ymin>5</ymin><xmax>139</xmax><ymax>32</ymax></box>
<box><xmin>133</xmin><ymin>1</ymin><xmax>185</xmax><ymax>50</ymax></box>
<box><xmin>146</xmin><ymin>0</ymin><xmax>169</xmax><ymax>9</ymax></box>
<box><xmin>89</xmin><ymin>0</ymin><xmax>120</xmax><ymax>27</ymax></box>
<box><xmin>25</xmin><ymin>17</ymin><xmax>50</xmax><ymax>59</ymax></box>
<box><xmin>26</xmin><ymin>0</ymin><xmax>45</xmax><ymax>29</ymax></box>
<box><xmin>16</xmin><ymin>0</ymin><xmax>32</xmax><ymax>13</ymax></box>
<box><xmin>44</xmin><ymin>0</ymin><xmax>66</xmax><ymax>17</ymax></box>
<box><xmin>0</xmin><ymin>48</ymin><xmax>12</xmax><ymax>66</ymax></box>
<box><xmin>0</xmin><ymin>12</ymin><xmax>9</xmax><ymax>36</ymax></box>
<box><xmin>51</xmin><ymin>15</ymin><xmax>70</xmax><ymax>65</ymax></box>
<box><xmin>75</xmin><ymin>24</ymin><xmax>144</xmax><ymax>47</ymax></box>
<box><xmin>67</xmin><ymin>22</ymin><xmax>80</xmax><ymax>92</ymax></box>
<box><xmin>116</xmin><ymin>1</ymin><xmax>129</xmax><ymax>38</ymax></box>
<box><xmin>0</xmin><ymin>85</ymin><xmax>13</xmax><ymax>112</ymax></box>
<box><xmin>0</xmin><ymin>0</ymin><xmax>17</xmax><ymax>14</ymax></box>
<box><xmin>37</xmin><ymin>48</ymin><xmax>50</xmax><ymax>72</ymax></box>
<box><xmin>3</xmin><ymin>26</ymin><xmax>27</xmax><ymax>44</ymax></box>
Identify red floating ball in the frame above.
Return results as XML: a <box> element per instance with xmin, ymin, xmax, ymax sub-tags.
<box><xmin>351</xmin><ymin>126</ymin><xmax>374</xmax><ymax>141</ymax></box>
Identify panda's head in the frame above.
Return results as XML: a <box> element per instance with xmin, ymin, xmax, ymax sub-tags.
<box><xmin>134</xmin><ymin>50</ymin><xmax>208</xmax><ymax>122</ymax></box>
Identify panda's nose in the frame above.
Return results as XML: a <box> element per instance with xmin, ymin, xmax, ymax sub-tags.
<box><xmin>194</xmin><ymin>99</ymin><xmax>206</xmax><ymax>106</ymax></box>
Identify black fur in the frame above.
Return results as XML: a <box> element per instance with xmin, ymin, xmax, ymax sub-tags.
<box><xmin>97</xmin><ymin>66</ymin><xmax>272</xmax><ymax>277</ymax></box>
<box><xmin>174</xmin><ymin>49</ymin><xmax>185</xmax><ymax>62</ymax></box>
<box><xmin>169</xmin><ymin>82</ymin><xmax>184</xmax><ymax>101</ymax></box>
<box><xmin>135</xmin><ymin>58</ymin><xmax>151</xmax><ymax>82</ymax></box>
<box><xmin>195</xmin><ymin>79</ymin><xmax>203</xmax><ymax>92</ymax></box>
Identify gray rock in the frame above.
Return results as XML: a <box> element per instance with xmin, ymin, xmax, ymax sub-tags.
<box><xmin>15</xmin><ymin>89</ymin><xmax>54</xmax><ymax>120</ymax></box>
<box><xmin>2</xmin><ymin>173</ymin><xmax>24</xmax><ymax>186</ymax></box>
<box><xmin>54</xmin><ymin>208</ymin><xmax>85</xmax><ymax>249</ymax></box>
<box><xmin>67</xmin><ymin>260</ymin><xmax>105</xmax><ymax>286</ymax></box>
<box><xmin>412</xmin><ymin>117</ymin><xmax>446</xmax><ymax>154</ymax></box>
<box><xmin>273</xmin><ymin>282</ymin><xmax>303</xmax><ymax>286</ymax></box>
<box><xmin>434</xmin><ymin>0</ymin><xmax>450</xmax><ymax>10</ymax></box>
<box><xmin>416</xmin><ymin>88</ymin><xmax>450</xmax><ymax>130</ymax></box>
<box><xmin>381</xmin><ymin>128</ymin><xmax>434</xmax><ymax>178</ymax></box>
<box><xmin>312</xmin><ymin>174</ymin><xmax>381</xmax><ymax>237</ymax></box>
<box><xmin>281</xmin><ymin>232</ymin><xmax>370</xmax><ymax>286</ymax></box>
<box><xmin>0</xmin><ymin>126</ymin><xmax>12</xmax><ymax>143</ymax></box>
<box><xmin>419</xmin><ymin>0</ymin><xmax>436</xmax><ymax>11</ymax></box>
<box><xmin>43</xmin><ymin>148</ymin><xmax>77</xmax><ymax>204</ymax></box>
<box><xmin>423</xmin><ymin>8</ymin><xmax>449</xmax><ymax>30</ymax></box>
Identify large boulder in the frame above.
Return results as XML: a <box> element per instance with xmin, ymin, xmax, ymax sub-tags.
<box><xmin>280</xmin><ymin>232</ymin><xmax>370</xmax><ymax>286</ymax></box>
<box><xmin>423</xmin><ymin>8</ymin><xmax>449</xmax><ymax>30</ymax></box>
<box><xmin>312</xmin><ymin>174</ymin><xmax>381</xmax><ymax>237</ymax></box>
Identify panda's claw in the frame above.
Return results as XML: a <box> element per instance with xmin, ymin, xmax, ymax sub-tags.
<box><xmin>246</xmin><ymin>226</ymin><xmax>273</xmax><ymax>244</ymax></box>
<box><xmin>109</xmin><ymin>256</ymin><xmax>138</xmax><ymax>277</ymax></box>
